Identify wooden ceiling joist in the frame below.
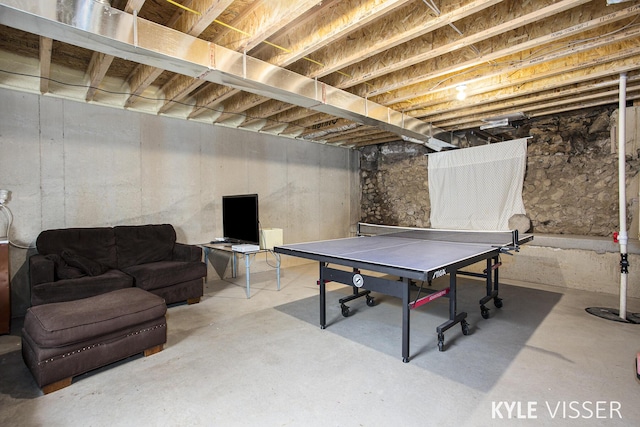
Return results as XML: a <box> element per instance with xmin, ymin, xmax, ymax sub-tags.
<box><xmin>124</xmin><ymin>0</ymin><xmax>234</xmax><ymax>108</ymax></box>
<box><xmin>38</xmin><ymin>36</ymin><xmax>52</xmax><ymax>94</ymax></box>
<box><xmin>409</xmin><ymin>49</ymin><xmax>640</xmax><ymax>127</ymax></box>
<box><xmin>330</xmin><ymin>0</ymin><xmax>590</xmax><ymax>92</ymax></box>
<box><xmin>1</xmin><ymin>0</ymin><xmax>639</xmax><ymax>148</ymax></box>
<box><xmin>197</xmin><ymin>0</ymin><xmax>414</xmax><ymax>127</ymax></box>
<box><xmin>371</xmin><ymin>2</ymin><xmax>640</xmax><ymax>106</ymax></box>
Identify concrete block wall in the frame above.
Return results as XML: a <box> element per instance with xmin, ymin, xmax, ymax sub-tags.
<box><xmin>473</xmin><ymin>236</ymin><xmax>640</xmax><ymax>299</ymax></box>
<box><xmin>0</xmin><ymin>88</ymin><xmax>359</xmax><ymax>316</ymax></box>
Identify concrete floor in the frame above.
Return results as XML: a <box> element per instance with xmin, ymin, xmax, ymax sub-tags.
<box><xmin>1</xmin><ymin>262</ymin><xmax>639</xmax><ymax>426</ymax></box>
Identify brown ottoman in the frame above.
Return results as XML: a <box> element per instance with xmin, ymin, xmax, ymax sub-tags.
<box><xmin>22</xmin><ymin>287</ymin><xmax>167</xmax><ymax>394</ymax></box>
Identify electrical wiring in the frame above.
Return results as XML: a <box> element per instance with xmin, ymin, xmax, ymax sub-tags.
<box><xmin>508</xmin><ymin>16</ymin><xmax>640</xmax><ymax>67</ymax></box>
<box><xmin>0</xmin><ymin>68</ymin><xmax>314</xmax><ymax>134</ymax></box>
<box><xmin>163</xmin><ymin>0</ymin><xmax>330</xmax><ymax>69</ymax></box>
<box><xmin>258</xmin><ymin>223</ymin><xmax>281</xmax><ymax>270</ymax></box>
<box><xmin>0</xmin><ymin>204</ymin><xmax>33</xmax><ymax>249</ymax></box>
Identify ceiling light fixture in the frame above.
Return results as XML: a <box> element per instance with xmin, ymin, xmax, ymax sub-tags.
<box><xmin>456</xmin><ymin>85</ymin><xmax>467</xmax><ymax>101</ymax></box>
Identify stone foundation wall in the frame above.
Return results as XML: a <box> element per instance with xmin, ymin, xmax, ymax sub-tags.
<box><xmin>360</xmin><ymin>105</ymin><xmax>640</xmax><ymax>237</ymax></box>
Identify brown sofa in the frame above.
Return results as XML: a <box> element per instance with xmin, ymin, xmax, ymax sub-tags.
<box><xmin>29</xmin><ymin>224</ymin><xmax>207</xmax><ymax>306</ymax></box>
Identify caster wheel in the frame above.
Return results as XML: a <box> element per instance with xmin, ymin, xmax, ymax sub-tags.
<box><xmin>461</xmin><ymin>320</ymin><xmax>470</xmax><ymax>335</ymax></box>
<box><xmin>437</xmin><ymin>333</ymin><xmax>445</xmax><ymax>351</ymax></box>
<box><xmin>341</xmin><ymin>304</ymin><xmax>350</xmax><ymax>317</ymax></box>
<box><xmin>481</xmin><ymin>305</ymin><xmax>490</xmax><ymax>319</ymax></box>
<box><xmin>494</xmin><ymin>297</ymin><xmax>503</xmax><ymax>308</ymax></box>
<box><xmin>366</xmin><ymin>296</ymin><xmax>376</xmax><ymax>307</ymax></box>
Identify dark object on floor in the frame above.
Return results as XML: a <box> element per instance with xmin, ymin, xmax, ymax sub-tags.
<box><xmin>22</xmin><ymin>288</ymin><xmax>167</xmax><ymax>394</ymax></box>
<box><xmin>585</xmin><ymin>307</ymin><xmax>640</xmax><ymax>324</ymax></box>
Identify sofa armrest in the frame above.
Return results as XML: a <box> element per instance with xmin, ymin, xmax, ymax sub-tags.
<box><xmin>29</xmin><ymin>254</ymin><xmax>55</xmax><ymax>287</ymax></box>
<box><xmin>172</xmin><ymin>243</ymin><xmax>202</xmax><ymax>262</ymax></box>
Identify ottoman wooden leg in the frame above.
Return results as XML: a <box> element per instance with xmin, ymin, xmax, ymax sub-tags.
<box><xmin>144</xmin><ymin>344</ymin><xmax>163</xmax><ymax>357</ymax></box>
<box><xmin>40</xmin><ymin>345</ymin><xmax>162</xmax><ymax>394</ymax></box>
<box><xmin>42</xmin><ymin>377</ymin><xmax>72</xmax><ymax>394</ymax></box>
<box><xmin>187</xmin><ymin>297</ymin><xmax>200</xmax><ymax>305</ymax></box>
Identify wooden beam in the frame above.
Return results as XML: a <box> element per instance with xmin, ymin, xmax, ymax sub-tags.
<box><xmin>125</xmin><ymin>66</ymin><xmax>165</xmax><ymax>108</ymax></box>
<box><xmin>158</xmin><ymin>74</ymin><xmax>207</xmax><ymax>114</ymax></box>
<box><xmin>259</xmin><ymin>107</ymin><xmax>319</xmax><ymax>132</ymax></box>
<box><xmin>239</xmin><ymin>100</ymin><xmax>296</xmax><ymax>127</ymax></box>
<box><xmin>226</xmin><ymin>0</ymin><xmax>632</xmax><ymax>133</ymax></box>
<box><xmin>400</xmin><ymin>32</ymin><xmax>640</xmax><ymax>116</ymax></box>
<box><xmin>214</xmin><ymin>93</ymin><xmax>267</xmax><ymax>123</ymax></box>
<box><xmin>187</xmin><ymin>85</ymin><xmax>236</xmax><ymax>119</ymax></box>
<box><xmin>438</xmin><ymin>92</ymin><xmax>640</xmax><ymax>130</ymax></box>
<box><xmin>274</xmin><ymin>112</ymin><xmax>327</xmax><ymax>136</ymax></box>
<box><xmin>425</xmin><ymin>56</ymin><xmax>640</xmax><ymax>129</ymax></box>
<box><xmin>174</xmin><ymin>0</ymin><xmax>235</xmax><ymax>35</ymax></box>
<box><xmin>323</xmin><ymin>126</ymin><xmax>382</xmax><ymax>143</ymax></box>
<box><xmin>85</xmin><ymin>52</ymin><xmax>115</xmax><ymax>101</ymax></box>
<box><xmin>292</xmin><ymin>0</ymin><xmax>503</xmax><ymax>81</ymax></box>
<box><xmin>414</xmin><ymin>75</ymin><xmax>639</xmax><ymax>124</ymax></box>
<box><xmin>231</xmin><ymin>0</ymin><xmax>502</xmax><ymax>129</ymax></box>
<box><xmin>341</xmin><ymin>0</ymin><xmax>591</xmax><ymax>91</ymax></box>
<box><xmin>186</xmin><ymin>1</ymin><xmax>320</xmax><ymax>118</ymax></box>
<box><xmin>252</xmin><ymin>0</ymin><xmax>412</xmax><ymax>67</ymax></box>
<box><xmin>125</xmin><ymin>0</ymin><xmax>232</xmax><ymax>107</ymax></box>
<box><xmin>213</xmin><ymin>0</ymin><xmax>320</xmax><ymax>53</ymax></box>
<box><xmin>427</xmin><ymin>54</ymin><xmax>640</xmax><ymax>129</ymax></box>
<box><xmin>125</xmin><ymin>0</ymin><xmax>146</xmax><ymax>14</ymax></box>
<box><xmin>198</xmin><ymin>0</ymin><xmax>412</xmax><ymax>123</ymax></box>
<box><xmin>369</xmin><ymin>2</ymin><xmax>640</xmax><ymax>105</ymax></box>
<box><xmin>193</xmin><ymin>0</ymin><xmax>412</xmax><ymax>120</ymax></box>
<box><xmin>38</xmin><ymin>36</ymin><xmax>52</xmax><ymax>94</ymax></box>
<box><xmin>353</xmin><ymin>135</ymin><xmax>403</xmax><ymax>147</ymax></box>
<box><xmin>86</xmin><ymin>0</ymin><xmax>147</xmax><ymax>101</ymax></box>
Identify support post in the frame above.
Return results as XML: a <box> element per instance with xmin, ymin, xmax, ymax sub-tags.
<box><xmin>618</xmin><ymin>72</ymin><xmax>629</xmax><ymax>321</ymax></box>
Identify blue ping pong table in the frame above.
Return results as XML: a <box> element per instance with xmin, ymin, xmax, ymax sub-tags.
<box><xmin>274</xmin><ymin>223</ymin><xmax>533</xmax><ymax>363</ymax></box>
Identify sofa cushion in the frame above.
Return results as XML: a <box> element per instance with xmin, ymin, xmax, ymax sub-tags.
<box><xmin>114</xmin><ymin>224</ymin><xmax>176</xmax><ymax>270</ymax></box>
<box><xmin>57</xmin><ymin>264</ymin><xmax>85</xmax><ymax>280</ymax></box>
<box><xmin>30</xmin><ymin>270</ymin><xmax>134</xmax><ymax>306</ymax></box>
<box><xmin>24</xmin><ymin>288</ymin><xmax>167</xmax><ymax>348</ymax></box>
<box><xmin>61</xmin><ymin>250</ymin><xmax>109</xmax><ymax>276</ymax></box>
<box><xmin>36</xmin><ymin>227</ymin><xmax>118</xmax><ymax>269</ymax></box>
<box><xmin>122</xmin><ymin>260</ymin><xmax>207</xmax><ymax>292</ymax></box>
<box><xmin>44</xmin><ymin>254</ymin><xmax>86</xmax><ymax>280</ymax></box>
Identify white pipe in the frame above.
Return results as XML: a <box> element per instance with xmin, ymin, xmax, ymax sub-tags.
<box><xmin>618</xmin><ymin>72</ymin><xmax>628</xmax><ymax>321</ymax></box>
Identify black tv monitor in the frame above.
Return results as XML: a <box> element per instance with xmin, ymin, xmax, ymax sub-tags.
<box><xmin>222</xmin><ymin>194</ymin><xmax>260</xmax><ymax>244</ymax></box>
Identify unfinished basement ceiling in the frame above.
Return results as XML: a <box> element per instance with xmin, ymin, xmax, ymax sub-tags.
<box><xmin>0</xmin><ymin>0</ymin><xmax>639</xmax><ymax>149</ymax></box>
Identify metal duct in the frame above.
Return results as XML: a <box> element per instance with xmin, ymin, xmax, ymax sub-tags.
<box><xmin>0</xmin><ymin>0</ymin><xmax>455</xmax><ymax>148</ymax></box>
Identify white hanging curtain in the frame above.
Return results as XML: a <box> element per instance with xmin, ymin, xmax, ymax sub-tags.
<box><xmin>428</xmin><ymin>138</ymin><xmax>528</xmax><ymax>230</ymax></box>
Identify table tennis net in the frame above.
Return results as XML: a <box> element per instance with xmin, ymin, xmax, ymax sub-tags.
<box><xmin>357</xmin><ymin>223</ymin><xmax>519</xmax><ymax>246</ymax></box>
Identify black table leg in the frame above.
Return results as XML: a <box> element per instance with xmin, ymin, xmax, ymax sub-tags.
<box><xmin>436</xmin><ymin>271</ymin><xmax>468</xmax><ymax>351</ymax></box>
<box><xmin>319</xmin><ymin>262</ymin><xmax>326</xmax><ymax>329</ymax></box>
<box><xmin>402</xmin><ymin>277</ymin><xmax>410</xmax><ymax>363</ymax></box>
